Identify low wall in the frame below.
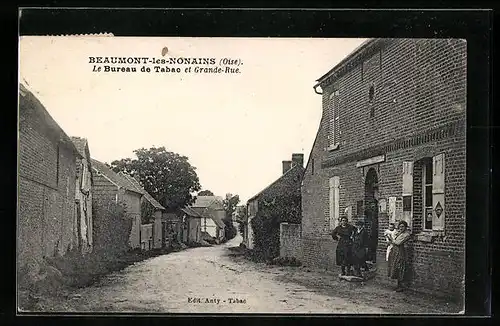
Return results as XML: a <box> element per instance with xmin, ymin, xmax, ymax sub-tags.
<box><xmin>279</xmin><ymin>223</ymin><xmax>302</xmax><ymax>259</ymax></box>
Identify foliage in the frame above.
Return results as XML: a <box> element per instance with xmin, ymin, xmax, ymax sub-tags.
<box><xmin>140</xmin><ymin>200</ymin><xmax>155</xmax><ymax>224</ymax></box>
<box><xmin>221</xmin><ymin>193</ymin><xmax>240</xmax><ymax>241</ymax></box>
<box><xmin>250</xmin><ymin>193</ymin><xmax>302</xmax><ymax>261</ymax></box>
<box><xmin>222</xmin><ymin>193</ymin><xmax>240</xmax><ymax>220</ymax></box>
<box><xmin>269</xmin><ymin>256</ymin><xmax>302</xmax><ymax>267</ymax></box>
<box><xmin>198</xmin><ymin>190</ymin><xmax>214</xmax><ymax>196</ymax></box>
<box><xmin>237</xmin><ymin>221</ymin><xmax>246</xmax><ymax>236</ymax></box>
<box><xmin>110</xmin><ymin>146</ymin><xmax>201</xmax><ymax>212</ymax></box>
<box><xmin>92</xmin><ymin>200</ymin><xmax>132</xmax><ymax>258</ymax></box>
<box><xmin>222</xmin><ymin>219</ymin><xmax>237</xmax><ymax>242</ymax></box>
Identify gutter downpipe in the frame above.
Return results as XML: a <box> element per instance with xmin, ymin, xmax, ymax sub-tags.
<box><xmin>313</xmin><ymin>83</ymin><xmax>323</xmax><ymax>95</ymax></box>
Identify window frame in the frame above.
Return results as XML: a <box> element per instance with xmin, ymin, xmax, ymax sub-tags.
<box><xmin>422</xmin><ymin>159</ymin><xmax>433</xmax><ymax>231</ymax></box>
<box><xmin>327</xmin><ymin>90</ymin><xmax>340</xmax><ymax>151</ymax></box>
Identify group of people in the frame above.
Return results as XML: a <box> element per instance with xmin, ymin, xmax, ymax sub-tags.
<box><xmin>330</xmin><ymin>216</ymin><xmax>411</xmax><ymax>291</ymax></box>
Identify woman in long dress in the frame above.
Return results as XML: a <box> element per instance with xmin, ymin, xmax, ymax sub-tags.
<box><xmin>331</xmin><ymin>216</ymin><xmax>355</xmax><ymax>276</ymax></box>
<box><xmin>387</xmin><ymin>220</ymin><xmax>411</xmax><ymax>291</ymax></box>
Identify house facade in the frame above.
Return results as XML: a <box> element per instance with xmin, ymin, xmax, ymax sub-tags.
<box><xmin>301</xmin><ymin>38</ymin><xmax>466</xmax><ymax>300</ymax></box>
<box><xmin>18</xmin><ymin>84</ymin><xmax>81</xmax><ymax>270</ymax></box>
<box><xmin>119</xmin><ymin>173</ymin><xmax>166</xmax><ymax>250</ymax></box>
<box><xmin>246</xmin><ymin>154</ymin><xmax>305</xmax><ymax>258</ymax></box>
<box><xmin>180</xmin><ymin>207</ymin><xmax>203</xmax><ymax>244</ymax></box>
<box><xmin>71</xmin><ymin>137</ymin><xmax>94</xmax><ymax>255</ymax></box>
<box><xmin>191</xmin><ymin>196</ymin><xmax>226</xmax><ymax>241</ymax></box>
<box><xmin>91</xmin><ymin>159</ymin><xmax>143</xmax><ymax>249</ymax></box>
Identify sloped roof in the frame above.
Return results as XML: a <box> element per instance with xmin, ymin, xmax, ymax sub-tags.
<box><xmin>181</xmin><ymin>206</ymin><xmax>203</xmax><ymax>218</ymax></box>
<box><xmin>19</xmin><ymin>83</ymin><xmax>82</xmax><ymax>158</ymax></box>
<box><xmin>209</xmin><ymin>212</ymin><xmax>226</xmax><ymax>229</ymax></box>
<box><xmin>90</xmin><ymin>159</ymin><xmax>143</xmax><ymax>195</ymax></box>
<box><xmin>70</xmin><ymin>137</ymin><xmax>88</xmax><ymax>158</ymax></box>
<box><xmin>247</xmin><ymin>164</ymin><xmax>305</xmax><ymax>203</ymax></box>
<box><xmin>192</xmin><ymin>195</ymin><xmax>224</xmax><ymax>209</ymax></box>
<box><xmin>119</xmin><ymin>173</ymin><xmax>165</xmax><ymax>210</ymax></box>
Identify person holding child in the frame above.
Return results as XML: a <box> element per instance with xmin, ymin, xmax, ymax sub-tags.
<box><xmin>387</xmin><ymin>220</ymin><xmax>412</xmax><ymax>291</ymax></box>
<box><xmin>384</xmin><ymin>223</ymin><xmax>397</xmax><ymax>261</ymax></box>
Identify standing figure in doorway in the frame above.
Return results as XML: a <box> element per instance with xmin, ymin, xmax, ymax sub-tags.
<box><xmin>352</xmin><ymin>220</ymin><xmax>370</xmax><ymax>277</ymax></box>
<box><xmin>387</xmin><ymin>220</ymin><xmax>412</xmax><ymax>291</ymax></box>
<box><xmin>331</xmin><ymin>216</ymin><xmax>355</xmax><ymax>276</ymax></box>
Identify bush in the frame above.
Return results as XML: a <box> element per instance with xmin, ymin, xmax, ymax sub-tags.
<box><xmin>223</xmin><ymin>218</ymin><xmax>237</xmax><ymax>241</ymax></box>
<box><xmin>269</xmin><ymin>256</ymin><xmax>302</xmax><ymax>267</ymax></box>
<box><xmin>249</xmin><ymin>194</ymin><xmax>301</xmax><ymax>261</ymax></box>
<box><xmin>92</xmin><ymin>201</ymin><xmax>132</xmax><ymax>259</ymax></box>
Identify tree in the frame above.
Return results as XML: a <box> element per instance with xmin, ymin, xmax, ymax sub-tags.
<box><xmin>223</xmin><ymin>193</ymin><xmax>240</xmax><ymax>220</ymax></box>
<box><xmin>110</xmin><ymin>146</ymin><xmax>201</xmax><ymax>212</ymax></box>
<box><xmin>198</xmin><ymin>190</ymin><xmax>214</xmax><ymax>196</ymax></box>
<box><xmin>222</xmin><ymin>193</ymin><xmax>240</xmax><ymax>241</ymax></box>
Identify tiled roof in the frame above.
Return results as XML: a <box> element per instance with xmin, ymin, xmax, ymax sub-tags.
<box><xmin>181</xmin><ymin>206</ymin><xmax>203</xmax><ymax>218</ymax></box>
<box><xmin>19</xmin><ymin>83</ymin><xmax>82</xmax><ymax>158</ymax></box>
<box><xmin>209</xmin><ymin>213</ymin><xmax>226</xmax><ymax>229</ymax></box>
<box><xmin>192</xmin><ymin>196</ymin><xmax>224</xmax><ymax>209</ymax></box>
<box><xmin>247</xmin><ymin>164</ymin><xmax>305</xmax><ymax>202</ymax></box>
<box><xmin>90</xmin><ymin>159</ymin><xmax>142</xmax><ymax>194</ymax></box>
<box><xmin>70</xmin><ymin>137</ymin><xmax>88</xmax><ymax>158</ymax></box>
<box><xmin>120</xmin><ymin>173</ymin><xmax>165</xmax><ymax>210</ymax></box>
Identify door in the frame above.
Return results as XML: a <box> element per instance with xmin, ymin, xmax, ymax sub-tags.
<box><xmin>364</xmin><ymin>167</ymin><xmax>379</xmax><ymax>263</ymax></box>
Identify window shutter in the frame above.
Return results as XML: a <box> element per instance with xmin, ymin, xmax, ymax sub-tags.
<box><xmin>329</xmin><ymin>176</ymin><xmax>340</xmax><ymax>230</ymax></box>
<box><xmin>402</xmin><ymin>161</ymin><xmax>414</xmax><ymax>196</ymax></box>
<box><xmin>432</xmin><ymin>154</ymin><xmax>445</xmax><ymax>230</ymax></box>
<box><xmin>334</xmin><ymin>95</ymin><xmax>340</xmax><ymax>145</ymax></box>
<box><xmin>328</xmin><ymin>92</ymin><xmax>335</xmax><ymax>147</ymax></box>
<box><xmin>81</xmin><ymin>163</ymin><xmax>87</xmax><ymax>190</ymax></box>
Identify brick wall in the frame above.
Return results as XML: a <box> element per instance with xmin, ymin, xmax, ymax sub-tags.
<box><xmin>302</xmin><ymin>39</ymin><xmax>466</xmax><ymax>301</ymax></box>
<box><xmin>18</xmin><ymin>94</ymin><xmax>78</xmax><ymax>269</ymax></box>
<box><xmin>279</xmin><ymin>223</ymin><xmax>302</xmax><ymax>259</ymax></box>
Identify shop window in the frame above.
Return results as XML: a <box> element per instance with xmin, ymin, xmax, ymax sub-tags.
<box><xmin>422</xmin><ymin>158</ymin><xmax>433</xmax><ymax>230</ymax></box>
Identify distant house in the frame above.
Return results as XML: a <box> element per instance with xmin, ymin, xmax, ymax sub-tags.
<box><xmin>91</xmin><ymin>159</ymin><xmax>143</xmax><ymax>249</ymax></box>
<box><xmin>120</xmin><ymin>172</ymin><xmax>166</xmax><ymax>250</ymax></box>
<box><xmin>245</xmin><ymin>153</ymin><xmax>305</xmax><ymax>259</ymax></box>
<box><xmin>180</xmin><ymin>206</ymin><xmax>204</xmax><ymax>244</ymax></box>
<box><xmin>71</xmin><ymin>137</ymin><xmax>94</xmax><ymax>255</ymax></box>
<box><xmin>18</xmin><ymin>83</ymin><xmax>82</xmax><ymax>270</ymax></box>
<box><xmin>191</xmin><ymin>196</ymin><xmax>226</xmax><ymax>242</ymax></box>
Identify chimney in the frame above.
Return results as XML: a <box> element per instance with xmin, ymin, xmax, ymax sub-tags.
<box><xmin>291</xmin><ymin>153</ymin><xmax>304</xmax><ymax>168</ymax></box>
<box><xmin>282</xmin><ymin>160</ymin><xmax>292</xmax><ymax>174</ymax></box>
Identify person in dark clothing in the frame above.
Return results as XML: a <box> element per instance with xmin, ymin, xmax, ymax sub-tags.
<box><xmin>331</xmin><ymin>216</ymin><xmax>355</xmax><ymax>276</ymax></box>
<box><xmin>352</xmin><ymin>220</ymin><xmax>370</xmax><ymax>277</ymax></box>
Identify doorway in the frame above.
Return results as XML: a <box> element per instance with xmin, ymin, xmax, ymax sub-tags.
<box><xmin>364</xmin><ymin>167</ymin><xmax>379</xmax><ymax>263</ymax></box>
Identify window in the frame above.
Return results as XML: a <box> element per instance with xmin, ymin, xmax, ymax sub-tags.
<box><xmin>422</xmin><ymin>159</ymin><xmax>433</xmax><ymax>230</ymax></box>
<box><xmin>329</xmin><ymin>176</ymin><xmax>340</xmax><ymax>230</ymax></box>
<box><xmin>328</xmin><ymin>90</ymin><xmax>340</xmax><ymax>150</ymax></box>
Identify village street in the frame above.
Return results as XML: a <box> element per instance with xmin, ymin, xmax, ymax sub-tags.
<box><xmin>55</xmin><ymin>235</ymin><xmax>460</xmax><ymax>314</ymax></box>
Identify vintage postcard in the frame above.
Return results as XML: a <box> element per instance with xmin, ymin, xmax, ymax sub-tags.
<box><xmin>18</xmin><ymin>34</ymin><xmax>466</xmax><ymax>314</ymax></box>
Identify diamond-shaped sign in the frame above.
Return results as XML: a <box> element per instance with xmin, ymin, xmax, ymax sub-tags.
<box><xmin>435</xmin><ymin>202</ymin><xmax>443</xmax><ymax>218</ymax></box>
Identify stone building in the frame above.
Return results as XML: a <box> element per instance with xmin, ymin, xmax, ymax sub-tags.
<box><xmin>301</xmin><ymin>38</ymin><xmax>466</xmax><ymax>300</ymax></box>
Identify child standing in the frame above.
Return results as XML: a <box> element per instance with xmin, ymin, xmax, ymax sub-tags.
<box><xmin>384</xmin><ymin>223</ymin><xmax>397</xmax><ymax>261</ymax></box>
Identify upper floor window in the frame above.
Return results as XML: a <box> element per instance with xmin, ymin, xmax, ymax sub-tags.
<box><xmin>328</xmin><ymin>90</ymin><xmax>340</xmax><ymax>150</ymax></box>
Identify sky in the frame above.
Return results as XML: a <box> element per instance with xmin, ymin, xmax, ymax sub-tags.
<box><xmin>19</xmin><ymin>36</ymin><xmax>366</xmax><ymax>203</ymax></box>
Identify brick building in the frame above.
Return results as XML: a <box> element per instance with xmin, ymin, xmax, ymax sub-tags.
<box><xmin>246</xmin><ymin>153</ymin><xmax>305</xmax><ymax>258</ymax></box>
<box><xmin>91</xmin><ymin>159</ymin><xmax>143</xmax><ymax>249</ymax></box>
<box><xmin>18</xmin><ymin>84</ymin><xmax>82</xmax><ymax>269</ymax></box>
<box><xmin>301</xmin><ymin>39</ymin><xmax>466</xmax><ymax>300</ymax></box>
